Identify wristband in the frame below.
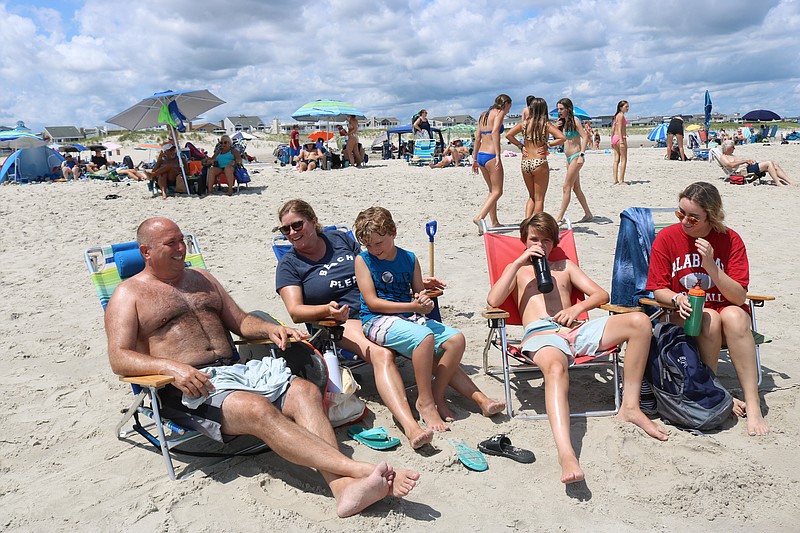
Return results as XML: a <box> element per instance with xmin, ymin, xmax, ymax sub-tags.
<box><xmin>671</xmin><ymin>293</ymin><xmax>680</xmax><ymax>308</ymax></box>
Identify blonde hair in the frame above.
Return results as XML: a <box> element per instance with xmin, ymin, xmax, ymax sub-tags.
<box><xmin>679</xmin><ymin>181</ymin><xmax>726</xmax><ymax>233</ymax></box>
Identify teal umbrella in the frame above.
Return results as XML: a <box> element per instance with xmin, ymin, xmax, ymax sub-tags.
<box><xmin>291</xmin><ymin>99</ymin><xmax>366</xmax><ymax>122</ymax></box>
<box><xmin>549</xmin><ymin>106</ymin><xmax>591</xmax><ymax>121</ymax></box>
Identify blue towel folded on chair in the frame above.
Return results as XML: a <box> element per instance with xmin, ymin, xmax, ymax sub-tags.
<box><xmin>611</xmin><ymin>207</ymin><xmax>655</xmax><ymax>308</ymax></box>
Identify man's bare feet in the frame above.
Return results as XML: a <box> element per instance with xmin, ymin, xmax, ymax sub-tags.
<box><xmin>406</xmin><ymin>427</ymin><xmax>434</xmax><ymax>449</ymax></box>
<box><xmin>478</xmin><ymin>397</ymin><xmax>505</xmax><ymax>417</ymax></box>
<box><xmin>416</xmin><ymin>400</ymin><xmax>450</xmax><ymax>432</ymax></box>
<box><xmin>335</xmin><ymin>462</ymin><xmax>393</xmax><ymax>518</ymax></box>
<box><xmin>559</xmin><ymin>454</ymin><xmax>585</xmax><ymax>484</ymax></box>
<box><xmin>616</xmin><ymin>406</ymin><xmax>669</xmax><ymax>441</ymax></box>
<box><xmin>389</xmin><ymin>468</ymin><xmax>420</xmax><ymax>497</ymax></box>
<box><xmin>734</xmin><ymin>398</ymin><xmax>770</xmax><ymax>436</ymax></box>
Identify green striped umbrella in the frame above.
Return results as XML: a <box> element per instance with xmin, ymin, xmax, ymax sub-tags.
<box><xmin>291</xmin><ymin>99</ymin><xmax>366</xmax><ymax>122</ymax></box>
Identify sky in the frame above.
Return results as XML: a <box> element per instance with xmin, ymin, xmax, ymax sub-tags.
<box><xmin>2</xmin><ymin>0</ymin><xmax>799</xmax><ymax>132</ymax></box>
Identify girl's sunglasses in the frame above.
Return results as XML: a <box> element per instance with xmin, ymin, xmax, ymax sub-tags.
<box><xmin>674</xmin><ymin>210</ymin><xmax>701</xmax><ymax>226</ymax></box>
<box><xmin>279</xmin><ymin>220</ymin><xmax>305</xmax><ymax>235</ymax></box>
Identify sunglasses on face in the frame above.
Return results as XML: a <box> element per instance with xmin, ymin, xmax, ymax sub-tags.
<box><xmin>675</xmin><ymin>210</ymin><xmax>701</xmax><ymax>225</ymax></box>
<box><xmin>279</xmin><ymin>220</ymin><xmax>305</xmax><ymax>235</ymax></box>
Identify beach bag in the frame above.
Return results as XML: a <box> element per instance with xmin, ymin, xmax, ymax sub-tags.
<box><xmin>325</xmin><ymin>367</ymin><xmax>367</xmax><ymax>427</ymax></box>
<box><xmin>729</xmin><ymin>174</ymin><xmax>745</xmax><ymax>185</ymax></box>
<box><xmin>234</xmin><ymin>166</ymin><xmax>251</xmax><ymax>184</ymax></box>
<box><xmin>645</xmin><ymin>322</ymin><xmax>733</xmax><ymax>431</ymax></box>
<box><xmin>669</xmin><ymin>147</ymin><xmax>682</xmax><ymax>160</ymax></box>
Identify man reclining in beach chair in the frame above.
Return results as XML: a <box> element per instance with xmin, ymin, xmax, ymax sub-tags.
<box><xmin>714</xmin><ymin>140</ymin><xmax>794</xmax><ymax>186</ymax></box>
<box><xmin>104</xmin><ymin>217</ymin><xmax>418</xmax><ymax>517</ymax></box>
<box><xmin>486</xmin><ymin>213</ymin><xmax>668</xmax><ymax>484</ymax></box>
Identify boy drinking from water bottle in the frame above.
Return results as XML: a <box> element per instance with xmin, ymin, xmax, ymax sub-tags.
<box><xmin>487</xmin><ymin>212</ymin><xmax>667</xmax><ymax>484</ymax></box>
<box><xmin>353</xmin><ymin>207</ymin><xmax>505</xmax><ymax>433</ymax></box>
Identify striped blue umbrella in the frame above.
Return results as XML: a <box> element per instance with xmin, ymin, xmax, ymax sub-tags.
<box><xmin>647</xmin><ymin>122</ymin><xmax>669</xmax><ymax>141</ymax></box>
<box><xmin>291</xmin><ymin>99</ymin><xmax>366</xmax><ymax>122</ymax></box>
<box><xmin>0</xmin><ymin>130</ymin><xmax>46</xmax><ymax>149</ymax></box>
<box><xmin>549</xmin><ymin>106</ymin><xmax>591</xmax><ymax>122</ymax></box>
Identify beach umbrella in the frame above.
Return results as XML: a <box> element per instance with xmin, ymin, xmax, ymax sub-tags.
<box><xmin>0</xmin><ymin>130</ymin><xmax>46</xmax><ymax>149</ymax></box>
<box><xmin>307</xmin><ymin>130</ymin><xmax>334</xmax><ymax>142</ymax></box>
<box><xmin>549</xmin><ymin>106</ymin><xmax>591</xmax><ymax>122</ymax></box>
<box><xmin>686</xmin><ymin>124</ymin><xmax>702</xmax><ymax>132</ymax></box>
<box><xmin>291</xmin><ymin>99</ymin><xmax>366</xmax><ymax>122</ymax></box>
<box><xmin>742</xmin><ymin>109</ymin><xmax>780</xmax><ymax>122</ymax></box>
<box><xmin>442</xmin><ymin>124</ymin><xmax>476</xmax><ymax>143</ymax></box>
<box><xmin>107</xmin><ymin>89</ymin><xmax>226</xmax><ymax>194</ymax></box>
<box><xmin>88</xmin><ymin>144</ymin><xmax>107</xmax><ymax>151</ymax></box>
<box><xmin>57</xmin><ymin>144</ymin><xmax>82</xmax><ymax>153</ymax></box>
<box><xmin>647</xmin><ymin>122</ymin><xmax>669</xmax><ymax>142</ymax></box>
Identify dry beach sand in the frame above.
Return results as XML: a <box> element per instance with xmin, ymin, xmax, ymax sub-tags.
<box><xmin>1</xmin><ymin>136</ymin><xmax>799</xmax><ymax>531</ymax></box>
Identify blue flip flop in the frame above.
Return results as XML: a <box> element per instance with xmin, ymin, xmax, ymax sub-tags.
<box><xmin>449</xmin><ymin>438</ymin><xmax>488</xmax><ymax>472</ymax></box>
<box><xmin>347</xmin><ymin>425</ymin><xmax>401</xmax><ymax>450</ymax></box>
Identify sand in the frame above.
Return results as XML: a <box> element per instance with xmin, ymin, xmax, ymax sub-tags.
<box><xmin>1</xmin><ymin>135</ymin><xmax>799</xmax><ymax>531</ymax></box>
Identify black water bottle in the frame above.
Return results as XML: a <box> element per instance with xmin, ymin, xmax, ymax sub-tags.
<box><xmin>532</xmin><ymin>255</ymin><xmax>554</xmax><ymax>293</ymax></box>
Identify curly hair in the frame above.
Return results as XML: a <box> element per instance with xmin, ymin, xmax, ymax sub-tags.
<box><xmin>353</xmin><ymin>206</ymin><xmax>396</xmax><ymax>244</ymax></box>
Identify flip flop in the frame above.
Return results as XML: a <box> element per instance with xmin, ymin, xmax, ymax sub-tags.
<box><xmin>347</xmin><ymin>425</ymin><xmax>400</xmax><ymax>450</ymax></box>
<box><xmin>448</xmin><ymin>438</ymin><xmax>488</xmax><ymax>472</ymax></box>
<box><xmin>478</xmin><ymin>434</ymin><xmax>535</xmax><ymax>464</ymax></box>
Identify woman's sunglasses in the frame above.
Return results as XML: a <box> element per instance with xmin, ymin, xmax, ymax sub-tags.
<box><xmin>279</xmin><ymin>220</ymin><xmax>305</xmax><ymax>235</ymax></box>
<box><xmin>674</xmin><ymin>210</ymin><xmax>701</xmax><ymax>225</ymax></box>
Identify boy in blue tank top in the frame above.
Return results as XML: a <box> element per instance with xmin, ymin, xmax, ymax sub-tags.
<box><xmin>353</xmin><ymin>207</ymin><xmax>504</xmax><ymax>433</ymax></box>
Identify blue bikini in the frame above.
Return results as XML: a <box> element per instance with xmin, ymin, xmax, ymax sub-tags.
<box><xmin>477</xmin><ymin>125</ymin><xmax>505</xmax><ymax>168</ymax></box>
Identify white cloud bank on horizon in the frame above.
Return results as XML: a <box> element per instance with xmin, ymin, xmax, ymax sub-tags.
<box><xmin>1</xmin><ymin>0</ymin><xmax>799</xmax><ymax>131</ymax></box>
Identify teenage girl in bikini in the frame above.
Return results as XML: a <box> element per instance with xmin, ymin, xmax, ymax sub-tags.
<box><xmin>554</xmin><ymin>98</ymin><xmax>593</xmax><ymax>224</ymax></box>
<box><xmin>611</xmin><ymin>100</ymin><xmax>629</xmax><ymax>185</ymax></box>
<box><xmin>472</xmin><ymin>94</ymin><xmax>512</xmax><ymax>230</ymax></box>
<box><xmin>505</xmin><ymin>97</ymin><xmax>565</xmax><ymax>218</ymax></box>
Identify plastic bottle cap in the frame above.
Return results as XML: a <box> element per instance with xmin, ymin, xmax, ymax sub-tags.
<box><xmin>688</xmin><ymin>285</ymin><xmax>705</xmax><ymax>297</ymax></box>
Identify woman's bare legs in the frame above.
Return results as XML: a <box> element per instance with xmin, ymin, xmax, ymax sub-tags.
<box><xmin>617</xmin><ymin>142</ymin><xmax>628</xmax><ymax>184</ymax></box>
<box><xmin>223</xmin><ymin>165</ymin><xmax>235</xmax><ymax>195</ymax></box>
<box><xmin>556</xmin><ymin>157</ymin><xmax>592</xmax><ymax>222</ymax></box>
<box><xmin>473</xmin><ymin>158</ymin><xmax>504</xmax><ymax>227</ymax></box>
<box><xmin>341</xmin><ymin>321</ymin><xmax>433</xmax><ymax>449</ymax></box>
<box><xmin>522</xmin><ymin>162</ymin><xmax>549</xmax><ymax>218</ymax></box>
<box><xmin>612</xmin><ymin>144</ymin><xmax>620</xmax><ymax>184</ymax></box>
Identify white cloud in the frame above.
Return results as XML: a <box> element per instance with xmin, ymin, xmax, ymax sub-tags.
<box><xmin>1</xmin><ymin>0</ymin><xmax>799</xmax><ymax>131</ymax></box>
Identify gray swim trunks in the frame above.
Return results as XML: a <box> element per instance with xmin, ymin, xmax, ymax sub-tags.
<box><xmin>520</xmin><ymin>316</ymin><xmax>611</xmax><ymax>366</ymax></box>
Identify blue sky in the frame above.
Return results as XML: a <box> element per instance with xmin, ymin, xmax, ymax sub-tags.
<box><xmin>2</xmin><ymin>0</ymin><xmax>799</xmax><ymax>132</ymax></box>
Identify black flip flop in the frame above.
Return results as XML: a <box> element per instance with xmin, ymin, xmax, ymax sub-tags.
<box><xmin>104</xmin><ymin>194</ymin><xmax>121</xmax><ymax>200</ymax></box>
<box><xmin>478</xmin><ymin>434</ymin><xmax>535</xmax><ymax>464</ymax></box>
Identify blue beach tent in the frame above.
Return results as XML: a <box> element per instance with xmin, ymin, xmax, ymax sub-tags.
<box><xmin>0</xmin><ymin>145</ymin><xmax>64</xmax><ymax>183</ymax></box>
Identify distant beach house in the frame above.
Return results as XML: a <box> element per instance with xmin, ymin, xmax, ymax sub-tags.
<box><xmin>224</xmin><ymin>115</ymin><xmax>266</xmax><ymax>135</ymax></box>
<box><xmin>363</xmin><ymin>117</ymin><xmax>400</xmax><ymax>129</ymax></box>
<box><xmin>430</xmin><ymin>115</ymin><xmax>476</xmax><ymax>127</ymax></box>
<box><xmin>43</xmin><ymin>126</ymin><xmax>84</xmax><ymax>143</ymax></box>
<box><xmin>190</xmin><ymin>122</ymin><xmax>222</xmax><ymax>133</ymax></box>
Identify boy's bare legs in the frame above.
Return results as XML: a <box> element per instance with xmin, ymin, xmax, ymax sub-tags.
<box><xmin>411</xmin><ymin>335</ymin><xmax>449</xmax><ymax>431</ymax></box>
<box><xmin>341</xmin><ymin>321</ymin><xmax>433</xmax><ymax>449</ymax></box>
<box><xmin>603</xmin><ymin>313</ymin><xmax>669</xmax><ymax>440</ymax></box>
<box><xmin>533</xmin><ymin>346</ymin><xmax>583</xmax><ymax>484</ymax></box>
<box><xmin>719</xmin><ymin>306</ymin><xmax>769</xmax><ymax>436</ymax></box>
<box><xmin>220</xmin><ymin>379</ymin><xmax>419</xmax><ymax>517</ymax></box>
<box><xmin>429</xmin><ymin>333</ymin><xmax>503</xmax><ymax>421</ymax></box>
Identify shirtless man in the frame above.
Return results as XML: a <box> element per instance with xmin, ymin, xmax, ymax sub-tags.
<box><xmin>146</xmin><ymin>144</ymin><xmax>182</xmax><ymax>199</ymax></box>
<box><xmin>429</xmin><ymin>141</ymin><xmax>469</xmax><ymax>168</ymax></box>
<box><xmin>718</xmin><ymin>140</ymin><xmax>794</xmax><ymax>186</ymax></box>
<box><xmin>487</xmin><ymin>213</ymin><xmax>668</xmax><ymax>484</ymax></box>
<box><xmin>104</xmin><ymin>217</ymin><xmax>419</xmax><ymax>518</ymax></box>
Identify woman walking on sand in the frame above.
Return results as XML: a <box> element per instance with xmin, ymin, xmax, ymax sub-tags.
<box><xmin>472</xmin><ymin>94</ymin><xmax>512</xmax><ymax>230</ymax></box>
<box><xmin>554</xmin><ymin>98</ymin><xmax>593</xmax><ymax>223</ymax></box>
<box><xmin>611</xmin><ymin>100</ymin><xmax>629</xmax><ymax>184</ymax></box>
<box><xmin>505</xmin><ymin>97</ymin><xmax>565</xmax><ymax>217</ymax></box>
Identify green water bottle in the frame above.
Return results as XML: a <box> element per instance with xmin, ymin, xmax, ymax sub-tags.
<box><xmin>684</xmin><ymin>282</ymin><xmax>706</xmax><ymax>336</ymax></box>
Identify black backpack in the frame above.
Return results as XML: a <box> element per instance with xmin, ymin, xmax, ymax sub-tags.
<box><xmin>645</xmin><ymin>322</ymin><xmax>733</xmax><ymax>431</ymax></box>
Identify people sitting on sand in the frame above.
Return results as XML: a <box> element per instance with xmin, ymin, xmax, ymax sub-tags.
<box><xmin>61</xmin><ymin>153</ymin><xmax>81</xmax><ymax>180</ymax></box>
<box><xmin>206</xmin><ymin>135</ymin><xmax>242</xmax><ymax>196</ymax></box>
<box><xmin>429</xmin><ymin>140</ymin><xmax>469</xmax><ymax>168</ymax></box>
<box><xmin>275</xmin><ymin>199</ymin><xmax>435</xmax><ymax>449</ymax></box>
<box><xmin>104</xmin><ymin>217</ymin><xmax>419</xmax><ymax>517</ymax></box>
<box><xmin>353</xmin><ymin>206</ymin><xmax>505</xmax><ymax>432</ymax></box>
<box><xmin>646</xmin><ymin>182</ymin><xmax>770</xmax><ymax>436</ymax></box>
<box><xmin>146</xmin><ymin>143</ymin><xmax>182</xmax><ymax>199</ymax></box>
<box><xmin>487</xmin><ymin>213</ymin><xmax>668</xmax><ymax>483</ymax></box>
<box><xmin>297</xmin><ymin>143</ymin><xmax>323</xmax><ymax>171</ymax></box>
<box><xmin>87</xmin><ymin>149</ymin><xmax>109</xmax><ymax>173</ymax></box>
<box><xmin>717</xmin><ymin>140</ymin><xmax>794</xmax><ymax>186</ymax></box>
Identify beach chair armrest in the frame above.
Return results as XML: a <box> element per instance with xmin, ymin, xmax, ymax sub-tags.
<box><xmin>482</xmin><ymin>307</ymin><xmax>510</xmax><ymax>320</ymax></box>
<box><xmin>600</xmin><ymin>303</ymin><xmax>642</xmax><ymax>314</ymax></box>
<box><xmin>746</xmin><ymin>294</ymin><xmax>775</xmax><ymax>302</ymax></box>
<box><xmin>425</xmin><ymin>289</ymin><xmax>444</xmax><ymax>298</ymax></box>
<box><xmin>120</xmin><ymin>375</ymin><xmax>175</xmax><ymax>388</ymax></box>
<box><xmin>638</xmin><ymin>297</ymin><xmax>673</xmax><ymax>309</ymax></box>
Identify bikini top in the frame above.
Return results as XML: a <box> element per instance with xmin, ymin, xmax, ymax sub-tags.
<box><xmin>480</xmin><ymin>124</ymin><xmax>505</xmax><ymax>135</ymax></box>
<box><xmin>564</xmin><ymin>130</ymin><xmax>580</xmax><ymax>139</ymax></box>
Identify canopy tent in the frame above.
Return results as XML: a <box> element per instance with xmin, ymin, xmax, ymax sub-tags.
<box><xmin>386</xmin><ymin>124</ymin><xmax>445</xmax><ymax>154</ymax></box>
<box><xmin>0</xmin><ymin>145</ymin><xmax>64</xmax><ymax>183</ymax></box>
